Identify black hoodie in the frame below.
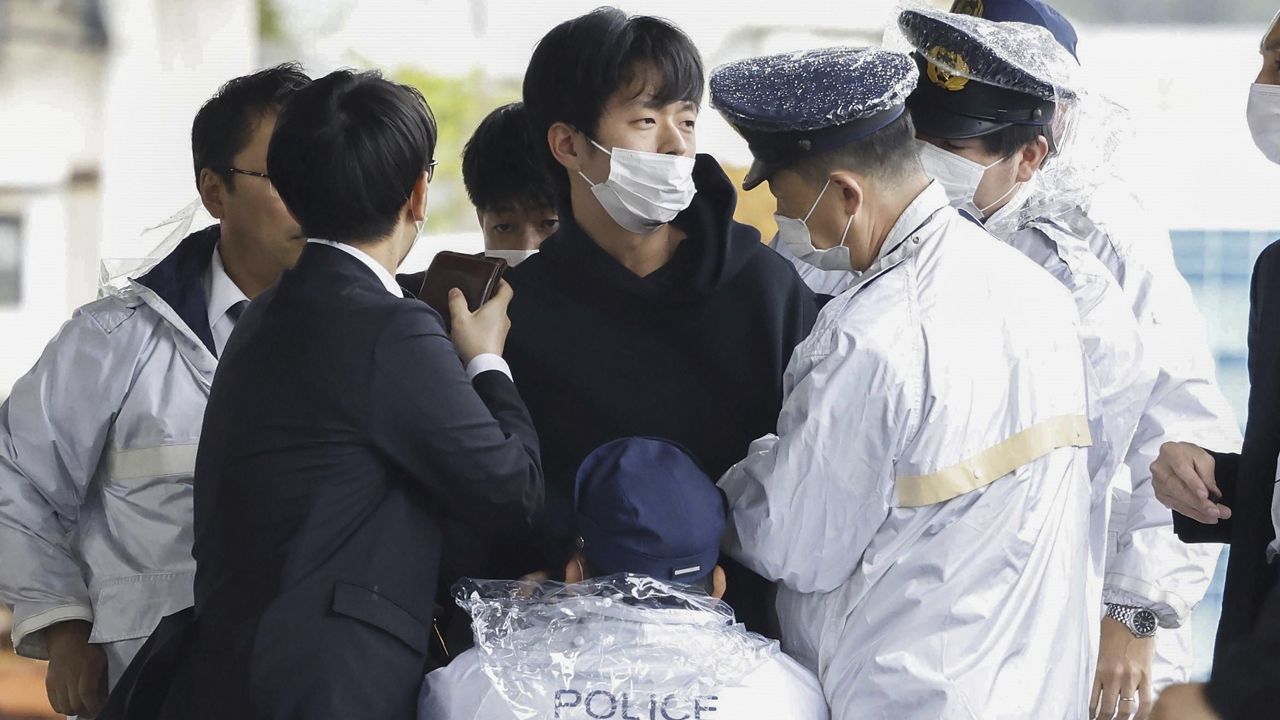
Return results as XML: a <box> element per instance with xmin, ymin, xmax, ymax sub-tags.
<box><xmin>501</xmin><ymin>154</ymin><xmax>817</xmax><ymax>631</ymax></box>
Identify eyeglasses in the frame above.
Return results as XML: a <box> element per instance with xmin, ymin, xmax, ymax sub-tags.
<box><xmin>220</xmin><ymin>167</ymin><xmax>270</xmax><ymax>180</ymax></box>
<box><xmin>219</xmin><ymin>162</ymin><xmax>438</xmax><ymax>184</ymax></box>
<box><xmin>217</xmin><ymin>167</ymin><xmax>278</xmax><ymax>197</ymax></box>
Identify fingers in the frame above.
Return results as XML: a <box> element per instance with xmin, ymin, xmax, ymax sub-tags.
<box><xmin>1152</xmin><ymin>447</ymin><xmax>1221</xmax><ymax>523</ymax></box>
<box><xmin>493</xmin><ymin>279</ymin><xmax>513</xmax><ymax>304</ymax></box>
<box><xmin>478</xmin><ymin>281</ymin><xmax>514</xmax><ymax>315</ymax></box>
<box><xmin>49</xmin><ymin>678</ymin><xmax>89</xmax><ymax>718</ymax></box>
<box><xmin>1090</xmin><ymin>673</ymin><xmax>1105</xmax><ymax>719</ymax></box>
<box><xmin>447</xmin><ymin>288</ymin><xmax>469</xmax><ymax>323</ymax></box>
<box><xmin>1192</xmin><ymin>450</ymin><xmax>1219</xmax><ymax>498</ymax></box>
<box><xmin>1134</xmin><ymin>679</ymin><xmax>1153</xmax><ymax>720</ymax></box>
<box><xmin>47</xmin><ymin>674</ymin><xmax>69</xmax><ymax>717</ymax></box>
<box><xmin>78</xmin><ymin>659</ymin><xmax>108</xmax><ymax>719</ymax></box>
<box><xmin>1099</xmin><ymin>672</ymin><xmax>1122</xmax><ymax>720</ymax></box>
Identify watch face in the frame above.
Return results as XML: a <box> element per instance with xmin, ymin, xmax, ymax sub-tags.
<box><xmin>1133</xmin><ymin>609</ymin><xmax>1158</xmax><ymax>636</ymax></box>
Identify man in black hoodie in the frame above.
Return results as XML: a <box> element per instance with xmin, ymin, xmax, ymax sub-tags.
<box><xmin>505</xmin><ymin>7</ymin><xmax>817</xmax><ymax>632</ymax></box>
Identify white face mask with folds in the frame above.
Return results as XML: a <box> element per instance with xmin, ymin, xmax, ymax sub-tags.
<box><xmin>915</xmin><ymin>139</ymin><xmax>1019</xmax><ymax>220</ymax></box>
<box><xmin>775</xmin><ymin>178</ymin><xmax>855</xmax><ymax>272</ymax></box>
<box><xmin>578</xmin><ymin>139</ymin><xmax>697</xmax><ymax>235</ymax></box>
<box><xmin>485</xmin><ymin>248</ymin><xmax>538</xmax><ymax>267</ymax></box>
<box><xmin>1247</xmin><ymin>82</ymin><xmax>1280</xmax><ymax>165</ymax></box>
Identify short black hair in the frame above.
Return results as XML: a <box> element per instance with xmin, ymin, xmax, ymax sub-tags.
<box><xmin>792</xmin><ymin>113</ymin><xmax>923</xmax><ymax>186</ymax></box>
<box><xmin>462</xmin><ymin>103</ymin><xmax>556</xmax><ymax>214</ymax></box>
<box><xmin>976</xmin><ymin>124</ymin><xmax>1052</xmax><ymax>160</ymax></box>
<box><xmin>267</xmin><ymin>70</ymin><xmax>438</xmax><ymax>244</ymax></box>
<box><xmin>191</xmin><ymin>63</ymin><xmax>311</xmax><ymax>190</ymax></box>
<box><xmin>523</xmin><ymin>7</ymin><xmax>704</xmax><ymax>188</ymax></box>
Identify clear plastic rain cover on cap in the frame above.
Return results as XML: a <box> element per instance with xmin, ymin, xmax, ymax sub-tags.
<box><xmin>886</xmin><ymin>2</ymin><xmax>1132</xmax><ymax>237</ymax></box>
<box><xmin>895</xmin><ymin>6</ymin><xmax>1079</xmax><ymax>101</ymax></box>
<box><xmin>455</xmin><ymin>574</ymin><xmax>775</xmax><ymax>720</ymax></box>
<box><xmin>709</xmin><ymin>47</ymin><xmax>918</xmax><ymax>132</ymax></box>
<box><xmin>98</xmin><ymin>198</ymin><xmax>215</xmax><ymax>297</ymax></box>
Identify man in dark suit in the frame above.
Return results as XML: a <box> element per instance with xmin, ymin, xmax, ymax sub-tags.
<box><xmin>1146</xmin><ymin>20</ymin><xmax>1280</xmax><ymax>717</ymax></box>
<box><xmin>147</xmin><ymin>69</ymin><xmax>543</xmax><ymax>720</ymax></box>
<box><xmin>1149</xmin><ymin>11</ymin><xmax>1280</xmax><ymax>675</ymax></box>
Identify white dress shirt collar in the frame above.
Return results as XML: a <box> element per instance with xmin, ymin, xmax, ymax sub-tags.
<box><xmin>205</xmin><ymin>244</ymin><xmax>250</xmax><ymax>357</ymax></box>
<box><xmin>308</xmin><ymin>238</ymin><xmax>405</xmax><ymax>297</ymax></box>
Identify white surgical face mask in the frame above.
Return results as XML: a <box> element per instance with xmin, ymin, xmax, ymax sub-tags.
<box><xmin>916</xmin><ymin>139</ymin><xmax>1014</xmax><ymax>219</ymax></box>
<box><xmin>485</xmin><ymin>248</ymin><xmax>538</xmax><ymax>267</ymax></box>
<box><xmin>776</xmin><ymin>179</ymin><xmax>855</xmax><ymax>272</ymax></box>
<box><xmin>578</xmin><ymin>139</ymin><xmax>697</xmax><ymax>235</ymax></box>
<box><xmin>1248</xmin><ymin>83</ymin><xmax>1280</xmax><ymax>165</ymax></box>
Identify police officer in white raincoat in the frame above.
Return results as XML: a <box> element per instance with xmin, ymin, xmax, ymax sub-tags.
<box><xmin>901</xmin><ymin>3</ymin><xmax>1241</xmax><ymax>707</ymax></box>
<box><xmin>419</xmin><ymin>437</ymin><xmax>828</xmax><ymax>720</ymax></box>
<box><xmin>0</xmin><ymin>66</ymin><xmax>310</xmax><ymax>718</ymax></box>
<box><xmin>710</xmin><ymin>47</ymin><xmax>1098</xmax><ymax>719</ymax></box>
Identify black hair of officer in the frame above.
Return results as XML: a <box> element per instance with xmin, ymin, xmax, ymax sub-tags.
<box><xmin>521</xmin><ymin>7</ymin><xmax>704</xmax><ymax>196</ymax></box>
<box><xmin>461</xmin><ymin>102</ymin><xmax>556</xmax><ymax>215</ymax></box>
<box><xmin>192</xmin><ymin>63</ymin><xmax>311</xmax><ymax>190</ymax></box>
<box><xmin>267</xmin><ymin>70</ymin><xmax>438</xmax><ymax>243</ymax></box>
<box><xmin>785</xmin><ymin>112</ymin><xmax>924</xmax><ymax>186</ymax></box>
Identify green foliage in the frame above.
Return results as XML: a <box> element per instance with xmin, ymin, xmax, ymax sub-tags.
<box><xmin>257</xmin><ymin>0</ymin><xmax>285</xmax><ymax>42</ymax></box>
<box><xmin>391</xmin><ymin>67</ymin><xmax>522</xmax><ymax>233</ymax></box>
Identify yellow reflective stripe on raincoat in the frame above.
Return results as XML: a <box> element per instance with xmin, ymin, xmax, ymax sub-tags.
<box><xmin>107</xmin><ymin>444</ymin><xmax>199</xmax><ymax>482</ymax></box>
<box><xmin>896</xmin><ymin>414</ymin><xmax>1092</xmax><ymax>508</ymax></box>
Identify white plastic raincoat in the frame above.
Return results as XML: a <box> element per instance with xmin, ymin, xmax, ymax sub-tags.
<box><xmin>0</xmin><ymin>226</ymin><xmax>222</xmax><ymax>687</ymax></box>
<box><xmin>720</xmin><ymin>183</ymin><xmax>1098</xmax><ymax>719</ymax></box>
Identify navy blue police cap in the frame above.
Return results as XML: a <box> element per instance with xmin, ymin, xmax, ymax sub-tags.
<box><xmin>900</xmin><ymin>8</ymin><xmax>1076</xmax><ymax>141</ymax></box>
<box><xmin>574</xmin><ymin>438</ymin><xmax>726</xmax><ymax>585</ymax></box>
<box><xmin>950</xmin><ymin>0</ymin><xmax>1079</xmax><ymax>60</ymax></box>
<box><xmin>710</xmin><ymin>47</ymin><xmax>918</xmax><ymax>190</ymax></box>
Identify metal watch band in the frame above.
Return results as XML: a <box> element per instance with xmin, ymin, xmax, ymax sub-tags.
<box><xmin>1105</xmin><ymin>603</ymin><xmax>1157</xmax><ymax>638</ymax></box>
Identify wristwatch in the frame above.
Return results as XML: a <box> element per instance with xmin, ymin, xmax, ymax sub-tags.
<box><xmin>1105</xmin><ymin>603</ymin><xmax>1158</xmax><ymax>638</ymax></box>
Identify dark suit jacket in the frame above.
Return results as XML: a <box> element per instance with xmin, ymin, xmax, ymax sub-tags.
<box><xmin>148</xmin><ymin>242</ymin><xmax>542</xmax><ymax>720</ymax></box>
<box><xmin>1173</xmin><ymin>240</ymin><xmax>1280</xmax><ymax>666</ymax></box>
<box><xmin>1207</xmin><ymin>572</ymin><xmax>1280</xmax><ymax>719</ymax></box>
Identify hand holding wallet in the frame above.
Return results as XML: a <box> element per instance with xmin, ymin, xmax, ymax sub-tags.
<box><xmin>416</xmin><ymin>252</ymin><xmax>508</xmax><ymax>330</ymax></box>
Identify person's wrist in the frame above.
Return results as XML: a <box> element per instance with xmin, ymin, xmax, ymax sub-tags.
<box><xmin>1105</xmin><ymin>604</ymin><xmax>1158</xmax><ymax>638</ymax></box>
<box><xmin>45</xmin><ymin>620</ymin><xmax>91</xmax><ymax>652</ymax></box>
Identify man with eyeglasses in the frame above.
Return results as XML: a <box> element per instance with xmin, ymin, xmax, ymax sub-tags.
<box><xmin>0</xmin><ymin>64</ymin><xmax>310</xmax><ymax>718</ymax></box>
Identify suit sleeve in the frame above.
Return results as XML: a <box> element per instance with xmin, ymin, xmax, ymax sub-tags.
<box><xmin>369</xmin><ymin>305</ymin><xmax>543</xmax><ymax>540</ymax></box>
<box><xmin>718</xmin><ymin>330</ymin><xmax>907</xmax><ymax>595</ymax></box>
<box><xmin>1166</xmin><ymin>241</ymin><xmax>1280</xmax><ymax>547</ymax></box>
<box><xmin>0</xmin><ymin>311</ymin><xmax>134</xmax><ymax>658</ymax></box>
<box><xmin>1205</xmin><ymin>576</ymin><xmax>1280</xmax><ymax>719</ymax></box>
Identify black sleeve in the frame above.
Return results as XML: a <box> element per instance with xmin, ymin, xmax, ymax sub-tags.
<box><xmin>1206</xmin><ymin>573</ymin><xmax>1280</xmax><ymax>719</ymax></box>
<box><xmin>777</xmin><ymin>259</ymin><xmax>819</xmax><ymax>363</ymax></box>
<box><xmin>369</xmin><ymin>304</ymin><xmax>543</xmax><ymax>540</ymax></box>
<box><xmin>1172</xmin><ymin>450</ymin><xmax>1240</xmax><ymax>544</ymax></box>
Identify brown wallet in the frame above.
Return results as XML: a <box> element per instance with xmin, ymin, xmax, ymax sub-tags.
<box><xmin>417</xmin><ymin>251</ymin><xmax>507</xmax><ymax>329</ymax></box>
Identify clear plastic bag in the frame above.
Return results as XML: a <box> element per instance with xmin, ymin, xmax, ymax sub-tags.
<box><xmin>98</xmin><ymin>198</ymin><xmax>215</xmax><ymax>298</ymax></box>
<box><xmin>455</xmin><ymin>574</ymin><xmax>775</xmax><ymax>720</ymax></box>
